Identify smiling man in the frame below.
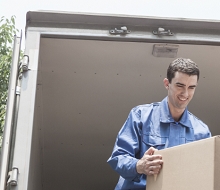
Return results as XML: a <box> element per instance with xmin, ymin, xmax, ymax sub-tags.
<box><xmin>107</xmin><ymin>58</ymin><xmax>211</xmax><ymax>190</ymax></box>
<box><xmin>164</xmin><ymin>60</ymin><xmax>198</xmax><ymax>121</ymax></box>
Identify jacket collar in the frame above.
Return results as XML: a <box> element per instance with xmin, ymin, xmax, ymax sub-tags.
<box><xmin>159</xmin><ymin>97</ymin><xmax>192</xmax><ymax>128</ymax></box>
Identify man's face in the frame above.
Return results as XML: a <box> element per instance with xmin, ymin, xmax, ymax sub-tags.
<box><xmin>164</xmin><ymin>72</ymin><xmax>198</xmax><ymax>112</ymax></box>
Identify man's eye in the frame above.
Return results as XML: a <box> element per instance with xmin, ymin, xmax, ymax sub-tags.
<box><xmin>177</xmin><ymin>85</ymin><xmax>183</xmax><ymax>88</ymax></box>
<box><xmin>189</xmin><ymin>87</ymin><xmax>196</xmax><ymax>89</ymax></box>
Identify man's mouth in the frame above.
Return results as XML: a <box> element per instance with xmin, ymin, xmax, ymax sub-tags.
<box><xmin>178</xmin><ymin>97</ymin><xmax>188</xmax><ymax>101</ymax></box>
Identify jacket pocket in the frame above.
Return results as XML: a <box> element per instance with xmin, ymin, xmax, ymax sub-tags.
<box><xmin>142</xmin><ymin>135</ymin><xmax>166</xmax><ymax>150</ymax></box>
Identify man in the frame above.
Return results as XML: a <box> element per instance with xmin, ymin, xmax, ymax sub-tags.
<box><xmin>107</xmin><ymin>58</ymin><xmax>211</xmax><ymax>190</ymax></box>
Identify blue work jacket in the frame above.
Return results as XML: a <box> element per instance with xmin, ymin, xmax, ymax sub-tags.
<box><xmin>107</xmin><ymin>97</ymin><xmax>211</xmax><ymax>190</ymax></box>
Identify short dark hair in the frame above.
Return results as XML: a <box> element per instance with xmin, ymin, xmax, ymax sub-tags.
<box><xmin>167</xmin><ymin>58</ymin><xmax>200</xmax><ymax>83</ymax></box>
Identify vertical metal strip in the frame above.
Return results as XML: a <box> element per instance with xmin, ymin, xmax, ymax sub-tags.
<box><xmin>10</xmin><ymin>31</ymin><xmax>40</xmax><ymax>190</ymax></box>
<box><xmin>0</xmin><ymin>36</ymin><xmax>21</xmax><ymax>190</ymax></box>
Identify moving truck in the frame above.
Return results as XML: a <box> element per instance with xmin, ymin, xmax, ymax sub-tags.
<box><xmin>1</xmin><ymin>10</ymin><xmax>220</xmax><ymax>190</ymax></box>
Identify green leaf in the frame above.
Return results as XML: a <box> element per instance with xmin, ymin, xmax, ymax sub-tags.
<box><xmin>0</xmin><ymin>16</ymin><xmax>23</xmax><ymax>148</ymax></box>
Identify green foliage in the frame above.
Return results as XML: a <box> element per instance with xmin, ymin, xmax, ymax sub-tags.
<box><xmin>0</xmin><ymin>16</ymin><xmax>18</xmax><ymax>145</ymax></box>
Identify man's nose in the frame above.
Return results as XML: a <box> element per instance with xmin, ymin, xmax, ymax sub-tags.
<box><xmin>182</xmin><ymin>88</ymin><xmax>189</xmax><ymax>96</ymax></box>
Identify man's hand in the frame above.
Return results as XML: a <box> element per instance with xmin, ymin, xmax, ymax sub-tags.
<box><xmin>136</xmin><ymin>147</ymin><xmax>163</xmax><ymax>176</ymax></box>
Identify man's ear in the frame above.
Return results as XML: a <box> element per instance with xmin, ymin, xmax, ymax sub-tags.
<box><xmin>163</xmin><ymin>78</ymin><xmax>169</xmax><ymax>89</ymax></box>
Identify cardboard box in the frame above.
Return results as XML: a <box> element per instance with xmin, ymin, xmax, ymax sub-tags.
<box><xmin>146</xmin><ymin>136</ymin><xmax>220</xmax><ymax>190</ymax></box>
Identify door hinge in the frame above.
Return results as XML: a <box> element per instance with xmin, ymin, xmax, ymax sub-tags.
<box><xmin>16</xmin><ymin>86</ymin><xmax>21</xmax><ymax>95</ymax></box>
<box><xmin>7</xmin><ymin>167</ymin><xmax>19</xmax><ymax>186</ymax></box>
<box><xmin>22</xmin><ymin>55</ymin><xmax>29</xmax><ymax>71</ymax></box>
<box><xmin>109</xmin><ymin>26</ymin><xmax>131</xmax><ymax>35</ymax></box>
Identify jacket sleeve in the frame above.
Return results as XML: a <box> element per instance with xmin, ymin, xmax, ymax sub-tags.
<box><xmin>107</xmin><ymin>109</ymin><xmax>143</xmax><ymax>182</ymax></box>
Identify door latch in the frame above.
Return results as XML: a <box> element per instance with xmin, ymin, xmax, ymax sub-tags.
<box><xmin>7</xmin><ymin>167</ymin><xmax>19</xmax><ymax>186</ymax></box>
<box><xmin>153</xmin><ymin>27</ymin><xmax>174</xmax><ymax>36</ymax></box>
<box><xmin>109</xmin><ymin>26</ymin><xmax>131</xmax><ymax>35</ymax></box>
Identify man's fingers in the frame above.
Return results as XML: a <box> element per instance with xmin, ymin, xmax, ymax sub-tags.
<box><xmin>149</xmin><ymin>164</ymin><xmax>162</xmax><ymax>170</ymax></box>
<box><xmin>147</xmin><ymin>164</ymin><xmax>162</xmax><ymax>175</ymax></box>
<box><xmin>144</xmin><ymin>147</ymin><xmax>162</xmax><ymax>160</ymax></box>
<box><xmin>147</xmin><ymin>154</ymin><xmax>163</xmax><ymax>161</ymax></box>
<box><xmin>145</xmin><ymin>147</ymin><xmax>157</xmax><ymax>155</ymax></box>
<box><xmin>146</xmin><ymin>165</ymin><xmax>161</xmax><ymax>175</ymax></box>
<box><xmin>153</xmin><ymin>159</ymin><xmax>163</xmax><ymax>167</ymax></box>
<box><xmin>137</xmin><ymin>147</ymin><xmax>163</xmax><ymax>176</ymax></box>
<box><xmin>148</xmin><ymin>170</ymin><xmax>154</xmax><ymax>175</ymax></box>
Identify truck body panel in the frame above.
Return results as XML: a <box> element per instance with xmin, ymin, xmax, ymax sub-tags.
<box><xmin>1</xmin><ymin>11</ymin><xmax>220</xmax><ymax>189</ymax></box>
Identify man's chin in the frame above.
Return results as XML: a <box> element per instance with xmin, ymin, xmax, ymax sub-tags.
<box><xmin>176</xmin><ymin>101</ymin><xmax>188</xmax><ymax>108</ymax></box>
<box><xmin>177</xmin><ymin>103</ymin><xmax>188</xmax><ymax>110</ymax></box>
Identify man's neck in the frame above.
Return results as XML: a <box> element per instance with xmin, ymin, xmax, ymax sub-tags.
<box><xmin>167</xmin><ymin>103</ymin><xmax>185</xmax><ymax>122</ymax></box>
<box><xmin>170</xmin><ymin>109</ymin><xmax>184</xmax><ymax>122</ymax></box>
